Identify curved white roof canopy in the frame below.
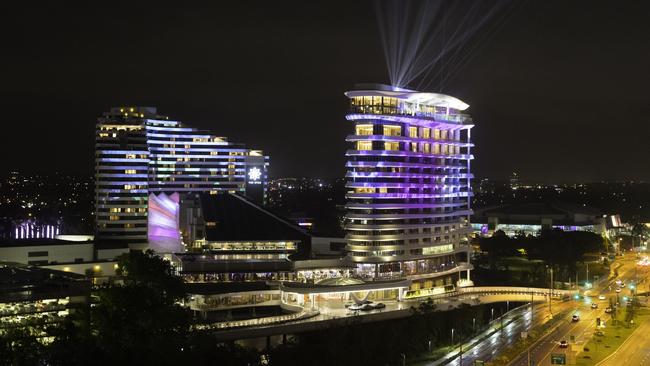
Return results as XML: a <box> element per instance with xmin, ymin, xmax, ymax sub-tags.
<box><xmin>345</xmin><ymin>89</ymin><xmax>469</xmax><ymax>111</ymax></box>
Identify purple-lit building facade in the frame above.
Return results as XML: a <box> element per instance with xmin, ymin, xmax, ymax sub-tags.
<box><xmin>344</xmin><ymin>84</ymin><xmax>473</xmax><ymax>291</ymax></box>
<box><xmin>94</xmin><ymin>107</ymin><xmax>268</xmax><ymax>251</ymax></box>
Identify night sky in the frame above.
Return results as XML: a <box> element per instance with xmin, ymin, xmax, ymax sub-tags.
<box><xmin>2</xmin><ymin>1</ymin><xmax>650</xmax><ymax>183</ymax></box>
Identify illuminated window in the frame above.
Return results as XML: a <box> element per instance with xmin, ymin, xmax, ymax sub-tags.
<box><xmin>433</xmin><ymin>144</ymin><xmax>440</xmax><ymax>154</ymax></box>
<box><xmin>124</xmin><ymin>184</ymin><xmax>135</xmax><ymax>190</ymax></box>
<box><xmin>423</xmin><ymin>143</ymin><xmax>431</xmax><ymax>153</ymax></box>
<box><xmin>125</xmin><ymin>154</ymin><xmax>136</xmax><ymax>159</ymax></box>
<box><xmin>206</xmin><ymin>222</ymin><xmax>217</xmax><ymax>227</ymax></box>
<box><xmin>408</xmin><ymin>127</ymin><xmax>418</xmax><ymax>138</ymax></box>
<box><xmin>357</xmin><ymin>141</ymin><xmax>372</xmax><ymax>150</ymax></box>
<box><xmin>355</xmin><ymin>124</ymin><xmax>373</xmax><ymax>135</ymax></box>
<box><xmin>384</xmin><ymin>142</ymin><xmax>400</xmax><ymax>151</ymax></box>
<box><xmin>421</xmin><ymin>128</ymin><xmax>430</xmax><ymax>139</ymax></box>
<box><xmin>410</xmin><ymin>142</ymin><xmax>418</xmax><ymax>152</ymax></box>
<box><xmin>433</xmin><ymin>129</ymin><xmax>441</xmax><ymax>140</ymax></box>
<box><xmin>384</xmin><ymin>97</ymin><xmax>397</xmax><ymax>107</ymax></box>
<box><xmin>379</xmin><ymin>187</ymin><xmax>388</xmax><ymax>194</ymax></box>
<box><xmin>99</xmin><ymin>133</ymin><xmax>109</xmax><ymax>138</ymax></box>
<box><xmin>110</xmin><ymin>208</ymin><xmax>121</xmax><ymax>213</ymax></box>
<box><xmin>125</xmin><ymin>169</ymin><xmax>136</xmax><ymax>174</ymax></box>
<box><xmin>109</xmin><ymin>215</ymin><xmax>120</xmax><ymax>221</ymax></box>
<box><xmin>383</xmin><ymin>125</ymin><xmax>401</xmax><ymax>136</ymax></box>
<box><xmin>355</xmin><ymin>187</ymin><xmax>375</xmax><ymax>193</ymax></box>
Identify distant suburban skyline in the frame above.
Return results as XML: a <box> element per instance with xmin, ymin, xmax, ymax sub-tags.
<box><xmin>2</xmin><ymin>1</ymin><xmax>650</xmax><ymax>183</ymax></box>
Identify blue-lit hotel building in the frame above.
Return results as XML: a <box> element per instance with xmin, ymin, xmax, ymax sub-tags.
<box><xmin>344</xmin><ymin>84</ymin><xmax>473</xmax><ymax>292</ymax></box>
<box><xmin>95</xmin><ymin>107</ymin><xmax>268</xmax><ymax>249</ymax></box>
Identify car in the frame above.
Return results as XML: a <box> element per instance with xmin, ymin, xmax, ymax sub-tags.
<box><xmin>591</xmin><ymin>303</ymin><xmax>598</xmax><ymax>309</ymax></box>
<box><xmin>616</xmin><ymin>288</ymin><xmax>622</xmax><ymax>293</ymax></box>
<box><xmin>559</xmin><ymin>340</ymin><xmax>569</xmax><ymax>348</ymax></box>
<box><xmin>371</xmin><ymin>302</ymin><xmax>386</xmax><ymax>310</ymax></box>
<box><xmin>360</xmin><ymin>304</ymin><xmax>374</xmax><ymax>311</ymax></box>
<box><xmin>605</xmin><ymin>307</ymin><xmax>613</xmax><ymax>313</ymax></box>
<box><xmin>595</xmin><ymin>330</ymin><xmax>605</xmax><ymax>337</ymax></box>
<box><xmin>572</xmin><ymin>315</ymin><xmax>580</xmax><ymax>322</ymax></box>
<box><xmin>349</xmin><ymin>304</ymin><xmax>365</xmax><ymax>311</ymax></box>
<box><xmin>621</xmin><ymin>283</ymin><xmax>626</xmax><ymax>288</ymax></box>
<box><xmin>598</xmin><ymin>295</ymin><xmax>607</xmax><ymax>300</ymax></box>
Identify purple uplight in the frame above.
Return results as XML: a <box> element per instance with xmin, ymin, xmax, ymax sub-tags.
<box><xmin>148</xmin><ymin>192</ymin><xmax>183</xmax><ymax>253</ymax></box>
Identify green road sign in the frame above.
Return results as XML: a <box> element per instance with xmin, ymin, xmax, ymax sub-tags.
<box><xmin>551</xmin><ymin>353</ymin><xmax>566</xmax><ymax>365</ymax></box>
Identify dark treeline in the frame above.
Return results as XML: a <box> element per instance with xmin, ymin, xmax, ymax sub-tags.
<box><xmin>269</xmin><ymin>301</ymin><xmax>513</xmax><ymax>366</ymax></box>
<box><xmin>0</xmin><ymin>251</ymin><xmax>258</xmax><ymax>366</ymax></box>
<box><xmin>475</xmin><ymin>229</ymin><xmax>605</xmax><ymax>286</ymax></box>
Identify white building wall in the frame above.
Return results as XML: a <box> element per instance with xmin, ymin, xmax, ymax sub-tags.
<box><xmin>0</xmin><ymin>244</ymin><xmax>93</xmax><ymax>265</ymax></box>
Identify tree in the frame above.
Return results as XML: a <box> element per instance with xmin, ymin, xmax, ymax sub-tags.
<box><xmin>47</xmin><ymin>250</ymin><xmax>192</xmax><ymax>366</ymax></box>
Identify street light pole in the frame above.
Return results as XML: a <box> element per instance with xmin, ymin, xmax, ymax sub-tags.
<box><xmin>549</xmin><ymin>266</ymin><xmax>554</xmax><ymax>317</ymax></box>
<box><xmin>451</xmin><ymin>328</ymin><xmax>455</xmax><ymax>348</ymax></box>
<box><xmin>459</xmin><ymin>327</ymin><xmax>463</xmax><ymax>366</ymax></box>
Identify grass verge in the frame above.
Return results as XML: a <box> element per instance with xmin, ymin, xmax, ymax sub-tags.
<box><xmin>575</xmin><ymin>307</ymin><xmax>650</xmax><ymax>365</ymax></box>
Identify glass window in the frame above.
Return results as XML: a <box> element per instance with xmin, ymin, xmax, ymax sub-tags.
<box><xmin>421</xmin><ymin>128</ymin><xmax>430</xmax><ymax>139</ymax></box>
<box><xmin>383</xmin><ymin>125</ymin><xmax>401</xmax><ymax>136</ymax></box>
<box><xmin>357</xmin><ymin>141</ymin><xmax>372</xmax><ymax>150</ymax></box>
<box><xmin>408</xmin><ymin>127</ymin><xmax>418</xmax><ymax>138</ymax></box>
<box><xmin>384</xmin><ymin>142</ymin><xmax>400</xmax><ymax>151</ymax></box>
<box><xmin>356</xmin><ymin>124</ymin><xmax>373</xmax><ymax>135</ymax></box>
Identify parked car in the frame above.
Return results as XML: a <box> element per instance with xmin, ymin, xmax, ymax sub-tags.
<box><xmin>371</xmin><ymin>302</ymin><xmax>386</xmax><ymax>310</ymax></box>
<box><xmin>572</xmin><ymin>315</ymin><xmax>580</xmax><ymax>322</ymax></box>
<box><xmin>598</xmin><ymin>295</ymin><xmax>607</xmax><ymax>300</ymax></box>
<box><xmin>559</xmin><ymin>340</ymin><xmax>568</xmax><ymax>348</ymax></box>
<box><xmin>360</xmin><ymin>303</ymin><xmax>374</xmax><ymax>311</ymax></box>
<box><xmin>349</xmin><ymin>304</ymin><xmax>365</xmax><ymax>311</ymax></box>
<box><xmin>595</xmin><ymin>330</ymin><xmax>605</xmax><ymax>337</ymax></box>
<box><xmin>605</xmin><ymin>307</ymin><xmax>613</xmax><ymax>314</ymax></box>
<box><xmin>591</xmin><ymin>303</ymin><xmax>598</xmax><ymax>309</ymax></box>
<box><xmin>616</xmin><ymin>288</ymin><xmax>622</xmax><ymax>293</ymax></box>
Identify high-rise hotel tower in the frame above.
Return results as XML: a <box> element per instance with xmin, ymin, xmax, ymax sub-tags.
<box><xmin>95</xmin><ymin>107</ymin><xmax>268</xmax><ymax>249</ymax></box>
<box><xmin>344</xmin><ymin>84</ymin><xmax>473</xmax><ymax>291</ymax></box>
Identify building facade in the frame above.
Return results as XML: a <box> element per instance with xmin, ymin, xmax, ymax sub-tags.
<box><xmin>95</xmin><ymin>107</ymin><xmax>268</xmax><ymax>249</ymax></box>
<box><xmin>343</xmin><ymin>84</ymin><xmax>473</xmax><ymax>291</ymax></box>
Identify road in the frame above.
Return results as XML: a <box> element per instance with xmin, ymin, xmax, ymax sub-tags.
<box><xmin>443</xmin><ymin>300</ymin><xmax>565</xmax><ymax>366</ymax></box>
<box><xmin>509</xmin><ymin>253</ymin><xmax>640</xmax><ymax>366</ymax></box>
